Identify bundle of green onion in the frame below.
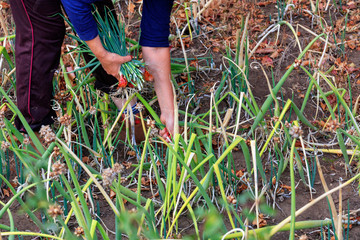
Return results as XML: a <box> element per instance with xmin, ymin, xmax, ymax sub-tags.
<box><xmin>94</xmin><ymin>8</ymin><xmax>146</xmax><ymax>90</ymax></box>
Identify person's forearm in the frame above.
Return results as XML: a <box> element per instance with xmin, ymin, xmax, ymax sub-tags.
<box><xmin>142</xmin><ymin>47</ymin><xmax>174</xmax><ymax>116</ymax></box>
<box><xmin>85</xmin><ymin>35</ymin><xmax>108</xmax><ymax>61</ymax></box>
<box><xmin>142</xmin><ymin>46</ymin><xmax>174</xmax><ymax>136</ymax></box>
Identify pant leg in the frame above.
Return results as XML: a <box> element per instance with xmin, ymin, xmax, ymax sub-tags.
<box><xmin>140</xmin><ymin>0</ymin><xmax>174</xmax><ymax>47</ymax></box>
<box><xmin>10</xmin><ymin>0</ymin><xmax>65</xmax><ymax>132</ymax></box>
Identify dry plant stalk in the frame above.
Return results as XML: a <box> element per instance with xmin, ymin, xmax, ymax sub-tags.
<box><xmin>251</xmin><ymin>140</ymin><xmax>260</xmax><ymax>229</ymax></box>
<box><xmin>238</xmin><ymin>14</ymin><xmax>250</xmax><ymax>68</ymax></box>
<box><xmin>197</xmin><ymin>0</ymin><xmax>220</xmax><ymax>18</ymax></box>
<box><xmin>315</xmin><ymin>156</ymin><xmax>339</xmax><ymax>228</ymax></box>
<box><xmin>191</xmin><ymin>0</ymin><xmax>198</xmax><ymax>17</ymax></box>
<box><xmin>222</xmin><ymin>108</ymin><xmax>233</xmax><ymax>128</ymax></box>
<box><xmin>0</xmin><ymin>8</ymin><xmax>8</xmax><ymax>37</ymax></box>
<box><xmin>337</xmin><ymin>187</ymin><xmax>343</xmax><ymax>240</ymax></box>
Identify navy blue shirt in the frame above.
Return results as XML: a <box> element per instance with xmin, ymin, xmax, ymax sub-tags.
<box><xmin>61</xmin><ymin>0</ymin><xmax>99</xmax><ymax>41</ymax></box>
<box><xmin>61</xmin><ymin>0</ymin><xmax>174</xmax><ymax>47</ymax></box>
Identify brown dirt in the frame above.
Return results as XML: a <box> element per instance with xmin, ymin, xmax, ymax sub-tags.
<box><xmin>1</xmin><ymin>0</ymin><xmax>360</xmax><ymax>239</ymax></box>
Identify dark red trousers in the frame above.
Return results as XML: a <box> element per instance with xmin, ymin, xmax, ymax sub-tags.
<box><xmin>10</xmin><ymin>0</ymin><xmax>65</xmax><ymax>131</ymax></box>
<box><xmin>10</xmin><ymin>0</ymin><xmax>118</xmax><ymax>132</ymax></box>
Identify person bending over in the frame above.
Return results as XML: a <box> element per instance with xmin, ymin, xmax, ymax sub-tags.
<box><xmin>9</xmin><ymin>0</ymin><xmax>174</xmax><ymax>139</ymax></box>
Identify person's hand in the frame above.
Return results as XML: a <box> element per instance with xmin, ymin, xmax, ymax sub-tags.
<box><xmin>98</xmin><ymin>52</ymin><xmax>132</xmax><ymax>79</ymax></box>
<box><xmin>159</xmin><ymin>112</ymin><xmax>174</xmax><ymax>142</ymax></box>
<box><xmin>85</xmin><ymin>35</ymin><xmax>131</xmax><ymax>80</ymax></box>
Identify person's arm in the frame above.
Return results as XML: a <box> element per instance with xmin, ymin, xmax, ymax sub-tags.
<box><xmin>61</xmin><ymin>0</ymin><xmax>131</xmax><ymax>79</ymax></box>
<box><xmin>61</xmin><ymin>0</ymin><xmax>98</xmax><ymax>41</ymax></box>
<box><xmin>142</xmin><ymin>47</ymin><xmax>174</xmax><ymax>137</ymax></box>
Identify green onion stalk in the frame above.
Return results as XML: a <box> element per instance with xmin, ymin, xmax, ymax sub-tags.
<box><xmin>95</xmin><ymin>8</ymin><xmax>145</xmax><ymax>90</ymax></box>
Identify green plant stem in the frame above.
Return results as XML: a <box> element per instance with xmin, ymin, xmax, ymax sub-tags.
<box><xmin>248</xmin><ymin>33</ymin><xmax>325</xmax><ymax>136</ymax></box>
<box><xmin>223</xmin><ymin>220</ymin><xmax>332</xmax><ymax>239</ymax></box>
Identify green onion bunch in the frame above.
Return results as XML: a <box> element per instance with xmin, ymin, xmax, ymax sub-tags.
<box><xmin>93</xmin><ymin>8</ymin><xmax>145</xmax><ymax>90</ymax></box>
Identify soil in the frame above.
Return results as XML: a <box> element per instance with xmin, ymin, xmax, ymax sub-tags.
<box><xmin>1</xmin><ymin>0</ymin><xmax>360</xmax><ymax>239</ymax></box>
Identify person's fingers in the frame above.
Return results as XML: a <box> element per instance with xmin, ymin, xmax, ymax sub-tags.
<box><xmin>159</xmin><ymin>128</ymin><xmax>167</xmax><ymax>137</ymax></box>
<box><xmin>166</xmin><ymin>125</ymin><xmax>174</xmax><ymax>136</ymax></box>
<box><xmin>115</xmin><ymin>54</ymin><xmax>132</xmax><ymax>64</ymax></box>
<box><xmin>103</xmin><ymin>54</ymin><xmax>131</xmax><ymax>79</ymax></box>
<box><xmin>159</xmin><ymin>127</ymin><xmax>172</xmax><ymax>143</ymax></box>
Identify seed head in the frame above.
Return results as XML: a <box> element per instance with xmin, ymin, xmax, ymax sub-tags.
<box><xmin>113</xmin><ymin>163</ymin><xmax>124</xmax><ymax>174</ymax></box>
<box><xmin>325</xmin><ymin>119</ymin><xmax>342</xmax><ymax>132</ymax></box>
<box><xmin>149</xmin><ymin>127</ymin><xmax>159</xmax><ymax>138</ymax></box>
<box><xmin>23</xmin><ymin>137</ymin><xmax>30</xmax><ymax>145</ymax></box>
<box><xmin>74</xmin><ymin>227</ymin><xmax>84</xmax><ymax>237</ymax></box>
<box><xmin>271</xmin><ymin>116</ymin><xmax>279</xmax><ymax>122</ymax></box>
<box><xmin>48</xmin><ymin>203</ymin><xmax>63</xmax><ymax>219</ymax></box>
<box><xmin>49</xmin><ymin>161</ymin><xmax>67</xmax><ymax>178</ymax></box>
<box><xmin>289</xmin><ymin>125</ymin><xmax>303</xmax><ymax>138</ymax></box>
<box><xmin>102</xmin><ymin>163</ymin><xmax>124</xmax><ymax>187</ymax></box>
<box><xmin>1</xmin><ymin>141</ymin><xmax>10</xmax><ymax>151</ymax></box>
<box><xmin>293</xmin><ymin>59</ymin><xmax>302</xmax><ymax>68</ymax></box>
<box><xmin>53</xmin><ymin>146</ymin><xmax>61</xmax><ymax>157</ymax></box>
<box><xmin>0</xmin><ymin>119</ymin><xmax>5</xmax><ymax>128</ymax></box>
<box><xmin>44</xmin><ymin>132</ymin><xmax>56</xmax><ymax>144</ymax></box>
<box><xmin>146</xmin><ymin>119</ymin><xmax>156</xmax><ymax>128</ymax></box>
<box><xmin>39</xmin><ymin>125</ymin><xmax>56</xmax><ymax>144</ymax></box>
<box><xmin>39</xmin><ymin>125</ymin><xmax>52</xmax><ymax>136</ymax></box>
<box><xmin>59</xmin><ymin>114</ymin><xmax>71</xmax><ymax>126</ymax></box>
<box><xmin>102</xmin><ymin>168</ymin><xmax>115</xmax><ymax>187</ymax></box>
<box><xmin>89</xmin><ymin>106</ymin><xmax>97</xmax><ymax>115</ymax></box>
<box><xmin>212</xmin><ymin>126</ymin><xmax>217</xmax><ymax>133</ymax></box>
<box><xmin>226</xmin><ymin>195</ymin><xmax>237</xmax><ymax>204</ymax></box>
<box><xmin>135</xmin><ymin>103</ymin><xmax>144</xmax><ymax>112</ymax></box>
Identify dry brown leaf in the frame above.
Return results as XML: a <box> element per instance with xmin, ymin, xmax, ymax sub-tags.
<box><xmin>240</xmin><ymin>124</ymin><xmax>252</xmax><ymax>129</ymax></box>
<box><xmin>212</xmin><ymin>47</ymin><xmax>220</xmax><ymax>53</ymax></box>
<box><xmin>127</xmin><ymin>150</ymin><xmax>136</xmax><ymax>157</ymax></box>
<box><xmin>150</xmin><ymin>192</ymin><xmax>160</xmax><ymax>199</ymax></box>
<box><xmin>320</xmin><ymin>102</ymin><xmax>327</xmax><ymax>110</ymax></box>
<box><xmin>0</xmin><ymin>1</ymin><xmax>10</xmax><ymax>9</ymax></box>
<box><xmin>3</xmin><ymin>188</ymin><xmax>10</xmax><ymax>198</ymax></box>
<box><xmin>347</xmin><ymin>1</ymin><xmax>357</xmax><ymax>9</ymax></box>
<box><xmin>82</xmin><ymin>156</ymin><xmax>90</xmax><ymax>164</ymax></box>
<box><xmin>123</xmin><ymin>162</ymin><xmax>132</xmax><ymax>169</ymax></box>
<box><xmin>261</xmin><ymin>56</ymin><xmax>274</xmax><ymax>67</ymax></box>
<box><xmin>141</xmin><ymin>177</ymin><xmax>150</xmax><ymax>186</ymax></box>
<box><xmin>347</xmin><ymin>39</ymin><xmax>357</xmax><ymax>49</ymax></box>
<box><xmin>252</xmin><ymin>214</ymin><xmax>267</xmax><ymax>228</ymax></box>
<box><xmin>281</xmin><ymin>184</ymin><xmax>292</xmax><ymax>191</ymax></box>
<box><xmin>270</xmin><ymin>50</ymin><xmax>280</xmax><ymax>59</ymax></box>
<box><xmin>256</xmin><ymin>1</ymin><xmax>272</xmax><ymax>6</ymax></box>
<box><xmin>236</xmin><ymin>170</ymin><xmax>244</xmax><ymax>178</ymax></box>
<box><xmin>110</xmin><ymin>189</ymin><xmax>116</xmax><ymax>199</ymax></box>
<box><xmin>237</xmin><ymin>184</ymin><xmax>248</xmax><ymax>194</ymax></box>
<box><xmin>128</xmin><ymin>1</ymin><xmax>135</xmax><ymax>13</ymax></box>
<box><xmin>256</xmin><ymin>48</ymin><xmax>276</xmax><ymax>54</ymax></box>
